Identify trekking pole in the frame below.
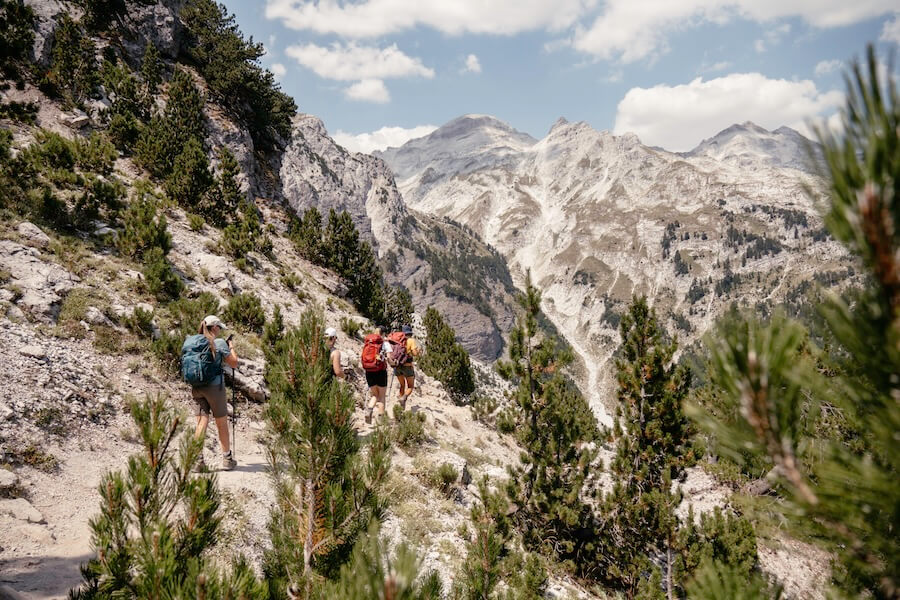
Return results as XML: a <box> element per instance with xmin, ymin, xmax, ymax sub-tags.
<box><xmin>231</xmin><ymin>366</ymin><xmax>237</xmax><ymax>458</ymax></box>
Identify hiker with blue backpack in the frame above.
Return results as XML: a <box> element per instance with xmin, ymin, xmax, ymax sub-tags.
<box><xmin>182</xmin><ymin>315</ymin><xmax>239</xmax><ymax>471</ymax></box>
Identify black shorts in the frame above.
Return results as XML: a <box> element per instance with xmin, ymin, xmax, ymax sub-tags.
<box><xmin>365</xmin><ymin>369</ymin><xmax>387</xmax><ymax>388</ymax></box>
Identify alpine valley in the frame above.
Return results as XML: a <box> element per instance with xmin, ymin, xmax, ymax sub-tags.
<box><xmin>377</xmin><ymin>115</ymin><xmax>856</xmax><ymax>421</ymax></box>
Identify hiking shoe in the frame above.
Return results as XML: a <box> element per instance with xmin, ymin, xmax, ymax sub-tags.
<box><xmin>399</xmin><ymin>396</ymin><xmax>407</xmax><ymax>411</ymax></box>
<box><xmin>364</xmin><ymin>407</ymin><xmax>373</xmax><ymax>424</ymax></box>
<box><xmin>193</xmin><ymin>456</ymin><xmax>207</xmax><ymax>473</ymax></box>
<box><xmin>222</xmin><ymin>452</ymin><xmax>236</xmax><ymax>471</ymax></box>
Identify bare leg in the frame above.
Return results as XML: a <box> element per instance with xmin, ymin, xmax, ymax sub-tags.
<box><xmin>214</xmin><ymin>416</ymin><xmax>231</xmax><ymax>453</ymax></box>
<box><xmin>376</xmin><ymin>385</ymin><xmax>387</xmax><ymax>417</ymax></box>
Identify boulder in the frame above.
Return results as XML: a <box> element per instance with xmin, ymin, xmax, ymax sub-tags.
<box><xmin>18</xmin><ymin>345</ymin><xmax>46</xmax><ymax>359</ymax></box>
<box><xmin>0</xmin><ymin>498</ymin><xmax>44</xmax><ymax>523</ymax></box>
<box><xmin>59</xmin><ymin>110</ymin><xmax>90</xmax><ymax>129</ymax></box>
<box><xmin>84</xmin><ymin>306</ymin><xmax>112</xmax><ymax>326</ymax></box>
<box><xmin>0</xmin><ymin>469</ymin><xmax>18</xmax><ymax>492</ymax></box>
<box><xmin>0</xmin><ymin>240</ymin><xmax>79</xmax><ymax>322</ymax></box>
<box><xmin>15</xmin><ymin>222</ymin><xmax>50</xmax><ymax>249</ymax></box>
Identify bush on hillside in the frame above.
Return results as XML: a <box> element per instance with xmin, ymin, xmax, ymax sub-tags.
<box><xmin>75</xmin><ymin>132</ymin><xmax>117</xmax><ymax>175</ymax></box>
<box><xmin>46</xmin><ymin>15</ymin><xmax>98</xmax><ymax>105</ymax></box>
<box><xmin>164</xmin><ymin>137</ymin><xmax>212</xmax><ymax>208</ymax></box>
<box><xmin>0</xmin><ymin>0</ymin><xmax>35</xmax><ymax>82</ymax></box>
<box><xmin>220</xmin><ymin>199</ymin><xmax>272</xmax><ymax>259</ymax></box>
<box><xmin>69</xmin><ymin>394</ymin><xmax>268</xmax><ymax>599</ymax></box>
<box><xmin>419</xmin><ymin>307</ymin><xmax>474</xmax><ymax>398</ymax></box>
<box><xmin>116</xmin><ymin>185</ymin><xmax>171</xmax><ymax>259</ymax></box>
<box><xmin>142</xmin><ymin>247</ymin><xmax>183</xmax><ymax>301</ymax></box>
<box><xmin>72</xmin><ymin>176</ymin><xmax>124</xmax><ymax>229</ymax></box>
<box><xmin>135</xmin><ymin>69</ymin><xmax>206</xmax><ymax>178</ymax></box>
<box><xmin>223</xmin><ymin>292</ymin><xmax>265</xmax><ymax>334</ymax></box>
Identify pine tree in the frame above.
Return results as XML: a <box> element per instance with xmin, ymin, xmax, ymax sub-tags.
<box><xmin>165</xmin><ymin>137</ymin><xmax>213</xmax><ymax>209</ymax></box>
<box><xmin>263</xmin><ymin>310</ymin><xmax>392</xmax><ymax>599</ymax></box>
<box><xmin>136</xmin><ymin>69</ymin><xmax>206</xmax><ymax>178</ymax></box>
<box><xmin>69</xmin><ymin>394</ymin><xmax>266</xmax><ymax>599</ymax></box>
<box><xmin>693</xmin><ymin>47</ymin><xmax>899</xmax><ymax>598</ymax></box>
<box><xmin>48</xmin><ymin>15</ymin><xmax>98</xmax><ymax>106</ymax></box>
<box><xmin>592</xmin><ymin>297</ymin><xmax>693</xmax><ymax>597</ymax></box>
<box><xmin>0</xmin><ymin>0</ymin><xmax>35</xmax><ymax>82</ymax></box>
<box><xmin>496</xmin><ymin>271</ymin><xmax>598</xmax><ymax>570</ymax></box>
<box><xmin>116</xmin><ymin>181</ymin><xmax>171</xmax><ymax>259</ymax></box>
<box><xmin>209</xmin><ymin>146</ymin><xmax>242</xmax><ymax>226</ymax></box>
<box><xmin>325</xmin><ymin>522</ymin><xmax>443</xmax><ymax>599</ymax></box>
<box><xmin>419</xmin><ymin>307</ymin><xmax>475</xmax><ymax>398</ymax></box>
<box><xmin>143</xmin><ymin>246</ymin><xmax>184</xmax><ymax>301</ymax></box>
<box><xmin>384</xmin><ymin>286</ymin><xmax>414</xmax><ymax>329</ymax></box>
<box><xmin>290</xmin><ymin>207</ymin><xmax>325</xmax><ymax>263</ymax></box>
<box><xmin>139</xmin><ymin>42</ymin><xmax>162</xmax><ymax>115</ymax></box>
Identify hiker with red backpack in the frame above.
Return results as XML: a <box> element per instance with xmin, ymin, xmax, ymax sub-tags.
<box><xmin>387</xmin><ymin>324</ymin><xmax>421</xmax><ymax>410</ymax></box>
<box><xmin>361</xmin><ymin>326</ymin><xmax>391</xmax><ymax>423</ymax></box>
<box><xmin>182</xmin><ymin>315</ymin><xmax>239</xmax><ymax>471</ymax></box>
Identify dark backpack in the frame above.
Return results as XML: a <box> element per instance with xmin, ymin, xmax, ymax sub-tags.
<box><xmin>387</xmin><ymin>331</ymin><xmax>409</xmax><ymax>366</ymax></box>
<box><xmin>361</xmin><ymin>333</ymin><xmax>386</xmax><ymax>372</ymax></box>
<box><xmin>181</xmin><ymin>334</ymin><xmax>224</xmax><ymax>386</ymax></box>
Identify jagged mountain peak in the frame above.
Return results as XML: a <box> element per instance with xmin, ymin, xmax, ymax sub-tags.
<box><xmin>686</xmin><ymin>121</ymin><xmax>819</xmax><ymax>172</ymax></box>
<box><xmin>375</xmin><ymin>114</ymin><xmax>537</xmax><ymax>183</ymax></box>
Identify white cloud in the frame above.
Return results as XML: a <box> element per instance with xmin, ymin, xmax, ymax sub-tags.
<box><xmin>332</xmin><ymin>124</ymin><xmax>438</xmax><ymax>154</ymax></box>
<box><xmin>814</xmin><ymin>59</ymin><xmax>842</xmax><ymax>77</ymax></box>
<box><xmin>266</xmin><ymin>0</ymin><xmax>593</xmax><ymax>37</ymax></box>
<box><xmin>344</xmin><ymin>79</ymin><xmax>390</xmax><ymax>103</ymax></box>
<box><xmin>463</xmin><ymin>54</ymin><xmax>482</xmax><ymax>74</ymax></box>
<box><xmin>270</xmin><ymin>63</ymin><xmax>287</xmax><ymax>78</ymax></box>
<box><xmin>285</xmin><ymin>42</ymin><xmax>434</xmax><ymax>81</ymax></box>
<box><xmin>881</xmin><ymin>13</ymin><xmax>900</xmax><ymax>43</ymax></box>
<box><xmin>572</xmin><ymin>0</ymin><xmax>896</xmax><ymax>62</ymax></box>
<box><xmin>753</xmin><ymin>39</ymin><xmax>767</xmax><ymax>53</ymax></box>
<box><xmin>613</xmin><ymin>72</ymin><xmax>843</xmax><ymax>151</ymax></box>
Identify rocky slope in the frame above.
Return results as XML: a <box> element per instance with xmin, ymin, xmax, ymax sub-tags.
<box><xmin>280</xmin><ymin>114</ymin><xmax>517</xmax><ymax>360</ymax></box>
<box><xmin>378</xmin><ymin>115</ymin><xmax>855</xmax><ymax>422</ymax></box>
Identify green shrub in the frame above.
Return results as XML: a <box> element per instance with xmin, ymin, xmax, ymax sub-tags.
<box><xmin>223</xmin><ymin>292</ymin><xmax>265</xmax><ymax>334</ymax></box>
<box><xmin>419</xmin><ymin>307</ymin><xmax>475</xmax><ymax>398</ymax></box>
<box><xmin>72</xmin><ymin>177</ymin><xmax>124</xmax><ymax>229</ymax></box>
<box><xmin>392</xmin><ymin>404</ymin><xmax>426</xmax><ymax>449</ymax></box>
<box><xmin>436</xmin><ymin>462</ymin><xmax>458</xmax><ymax>495</ymax></box>
<box><xmin>142</xmin><ymin>247</ymin><xmax>183</xmax><ymax>301</ymax></box>
<box><xmin>124</xmin><ymin>306</ymin><xmax>154</xmax><ymax>336</ymax></box>
<box><xmin>0</xmin><ymin>0</ymin><xmax>36</xmax><ymax>82</ymax></box>
<box><xmin>47</xmin><ymin>15</ymin><xmax>98</xmax><ymax>105</ymax></box>
<box><xmin>75</xmin><ymin>132</ymin><xmax>117</xmax><ymax>175</ymax></box>
<box><xmin>471</xmin><ymin>394</ymin><xmax>498</xmax><ymax>424</ymax></box>
<box><xmin>22</xmin><ymin>130</ymin><xmax>77</xmax><ymax>171</ymax></box>
<box><xmin>164</xmin><ymin>137</ymin><xmax>212</xmax><ymax>208</ymax></box>
<box><xmin>135</xmin><ymin>70</ymin><xmax>206</xmax><ymax>178</ymax></box>
<box><xmin>0</xmin><ymin>101</ymin><xmax>38</xmax><ymax>123</ymax></box>
<box><xmin>280</xmin><ymin>272</ymin><xmax>301</xmax><ymax>291</ymax></box>
<box><xmin>339</xmin><ymin>316</ymin><xmax>361</xmax><ymax>339</ymax></box>
<box><xmin>117</xmin><ymin>188</ymin><xmax>171</xmax><ymax>259</ymax></box>
<box><xmin>187</xmin><ymin>213</ymin><xmax>204</xmax><ymax>231</ymax></box>
<box><xmin>221</xmin><ymin>200</ymin><xmax>272</xmax><ymax>258</ymax></box>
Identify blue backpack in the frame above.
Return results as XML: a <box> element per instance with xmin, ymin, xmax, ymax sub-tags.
<box><xmin>181</xmin><ymin>334</ymin><xmax>224</xmax><ymax>386</ymax></box>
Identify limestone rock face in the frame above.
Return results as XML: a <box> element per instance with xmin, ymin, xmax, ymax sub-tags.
<box><xmin>0</xmin><ymin>240</ymin><xmax>79</xmax><ymax>322</ymax></box>
<box><xmin>380</xmin><ymin>116</ymin><xmax>855</xmax><ymax>420</ymax></box>
<box><xmin>16</xmin><ymin>222</ymin><xmax>51</xmax><ymax>249</ymax></box>
<box><xmin>23</xmin><ymin>0</ymin><xmax>68</xmax><ymax>66</ymax></box>
<box><xmin>279</xmin><ymin>115</ymin><xmax>516</xmax><ymax>360</ymax></box>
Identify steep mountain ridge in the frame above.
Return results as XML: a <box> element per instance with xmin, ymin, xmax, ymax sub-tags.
<box><xmin>380</xmin><ymin>116</ymin><xmax>854</xmax><ymax>420</ymax></box>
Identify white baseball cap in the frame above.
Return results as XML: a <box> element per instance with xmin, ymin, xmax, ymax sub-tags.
<box><xmin>203</xmin><ymin>315</ymin><xmax>227</xmax><ymax>329</ymax></box>
<box><xmin>323</xmin><ymin>327</ymin><xmax>338</xmax><ymax>338</ymax></box>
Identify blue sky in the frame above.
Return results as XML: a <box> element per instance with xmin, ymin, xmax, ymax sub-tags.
<box><xmin>221</xmin><ymin>1</ymin><xmax>899</xmax><ymax>153</ymax></box>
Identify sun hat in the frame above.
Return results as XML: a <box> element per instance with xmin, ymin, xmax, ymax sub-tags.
<box><xmin>324</xmin><ymin>327</ymin><xmax>338</xmax><ymax>338</ymax></box>
<box><xmin>402</xmin><ymin>325</ymin><xmax>413</xmax><ymax>335</ymax></box>
<box><xmin>203</xmin><ymin>315</ymin><xmax>227</xmax><ymax>329</ymax></box>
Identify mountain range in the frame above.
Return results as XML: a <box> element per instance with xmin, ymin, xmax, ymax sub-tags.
<box><xmin>376</xmin><ymin>115</ymin><xmax>854</xmax><ymax>421</ymax></box>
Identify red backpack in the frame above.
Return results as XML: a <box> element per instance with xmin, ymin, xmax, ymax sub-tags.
<box><xmin>361</xmin><ymin>333</ymin><xmax>386</xmax><ymax>372</ymax></box>
<box><xmin>387</xmin><ymin>331</ymin><xmax>409</xmax><ymax>366</ymax></box>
